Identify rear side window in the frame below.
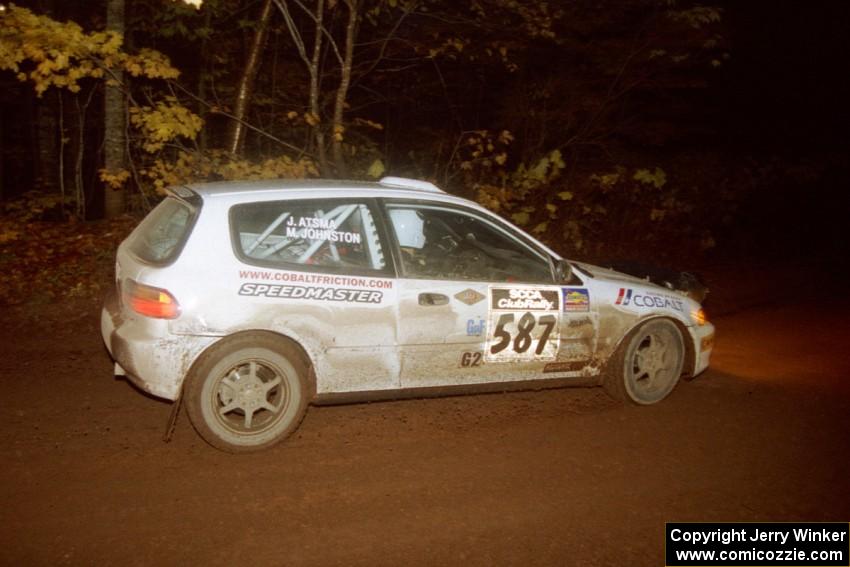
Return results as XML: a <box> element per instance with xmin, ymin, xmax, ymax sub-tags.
<box><xmin>231</xmin><ymin>199</ymin><xmax>388</xmax><ymax>275</ymax></box>
<box><xmin>127</xmin><ymin>197</ymin><xmax>196</xmax><ymax>265</ymax></box>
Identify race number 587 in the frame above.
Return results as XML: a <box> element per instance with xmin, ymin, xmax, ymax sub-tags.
<box><xmin>489</xmin><ymin>312</ymin><xmax>557</xmax><ymax>356</ymax></box>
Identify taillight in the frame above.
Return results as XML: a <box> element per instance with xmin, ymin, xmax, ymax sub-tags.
<box><xmin>123</xmin><ymin>279</ymin><xmax>181</xmax><ymax>319</ymax></box>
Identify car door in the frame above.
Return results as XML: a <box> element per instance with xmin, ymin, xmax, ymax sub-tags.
<box><xmin>383</xmin><ymin>200</ymin><xmax>584</xmax><ymax>389</ymax></box>
<box><xmin>227</xmin><ymin>197</ymin><xmax>400</xmax><ymax>394</ymax></box>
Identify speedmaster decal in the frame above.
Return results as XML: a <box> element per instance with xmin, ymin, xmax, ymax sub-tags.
<box><xmin>239</xmin><ymin>283</ymin><xmax>382</xmax><ymax>304</ymax></box>
<box><xmin>485</xmin><ymin>287</ymin><xmax>560</xmax><ymax>362</ymax></box>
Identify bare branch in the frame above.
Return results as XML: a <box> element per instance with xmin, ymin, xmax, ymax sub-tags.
<box><xmin>289</xmin><ymin>0</ymin><xmax>344</xmax><ymax>65</ymax></box>
<box><xmin>350</xmin><ymin>0</ymin><xmax>418</xmax><ymax>90</ymax></box>
<box><xmin>169</xmin><ymin>80</ymin><xmax>311</xmax><ymax>157</ymax></box>
<box><xmin>272</xmin><ymin>0</ymin><xmax>311</xmax><ymax>68</ymax></box>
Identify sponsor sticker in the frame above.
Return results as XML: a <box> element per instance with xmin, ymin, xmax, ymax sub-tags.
<box><xmin>490</xmin><ymin>287</ymin><xmax>558</xmax><ymax>311</ymax></box>
<box><xmin>615</xmin><ymin>287</ymin><xmax>684</xmax><ymax>312</ymax></box>
<box><xmin>238</xmin><ymin>283</ymin><xmax>382</xmax><ymax>304</ymax></box>
<box><xmin>563</xmin><ymin>287</ymin><xmax>590</xmax><ymax>312</ymax></box>
<box><xmin>285</xmin><ymin>215</ymin><xmax>362</xmax><ymax>244</ymax></box>
<box><xmin>567</xmin><ymin>316</ymin><xmax>593</xmax><ymax>328</ymax></box>
<box><xmin>454</xmin><ymin>288</ymin><xmax>486</xmax><ymax>306</ymax></box>
<box><xmin>543</xmin><ymin>361</ymin><xmax>586</xmax><ymax>373</ymax></box>
<box><xmin>466</xmin><ymin>318</ymin><xmax>486</xmax><ymax>336</ymax></box>
<box><xmin>238</xmin><ymin>269</ymin><xmax>393</xmax><ymax>289</ymax></box>
<box><xmin>485</xmin><ymin>286</ymin><xmax>561</xmax><ymax>362</ymax></box>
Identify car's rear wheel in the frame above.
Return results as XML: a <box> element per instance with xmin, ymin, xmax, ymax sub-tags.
<box><xmin>185</xmin><ymin>333</ymin><xmax>309</xmax><ymax>452</ymax></box>
<box><xmin>603</xmin><ymin>319</ymin><xmax>684</xmax><ymax>405</ymax></box>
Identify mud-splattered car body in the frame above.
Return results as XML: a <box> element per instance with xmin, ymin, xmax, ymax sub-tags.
<box><xmin>101</xmin><ymin>177</ymin><xmax>714</xmax><ymax>451</ymax></box>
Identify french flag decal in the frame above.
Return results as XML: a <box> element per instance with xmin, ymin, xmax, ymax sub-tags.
<box><xmin>615</xmin><ymin>288</ymin><xmax>632</xmax><ymax>306</ymax></box>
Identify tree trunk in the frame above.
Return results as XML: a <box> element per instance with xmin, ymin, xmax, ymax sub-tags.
<box><xmin>309</xmin><ymin>0</ymin><xmax>328</xmax><ymax>174</ymax></box>
<box><xmin>331</xmin><ymin>0</ymin><xmax>358</xmax><ymax>177</ymax></box>
<box><xmin>228</xmin><ymin>0</ymin><xmax>275</xmax><ymax>155</ymax></box>
<box><xmin>198</xmin><ymin>6</ymin><xmax>213</xmax><ymax>151</ymax></box>
<box><xmin>103</xmin><ymin>0</ymin><xmax>126</xmax><ymax>218</ymax></box>
<box><xmin>34</xmin><ymin>92</ymin><xmax>59</xmax><ymax>193</ymax></box>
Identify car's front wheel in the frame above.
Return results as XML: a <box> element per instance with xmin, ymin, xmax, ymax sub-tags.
<box><xmin>603</xmin><ymin>319</ymin><xmax>684</xmax><ymax>405</ymax></box>
<box><xmin>185</xmin><ymin>332</ymin><xmax>309</xmax><ymax>452</ymax></box>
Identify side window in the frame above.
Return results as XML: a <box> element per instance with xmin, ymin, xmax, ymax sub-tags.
<box><xmin>231</xmin><ymin>200</ymin><xmax>386</xmax><ymax>272</ymax></box>
<box><xmin>386</xmin><ymin>204</ymin><xmax>553</xmax><ymax>284</ymax></box>
<box><xmin>127</xmin><ymin>197</ymin><xmax>196</xmax><ymax>265</ymax></box>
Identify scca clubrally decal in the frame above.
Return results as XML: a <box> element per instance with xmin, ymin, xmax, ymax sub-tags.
<box><xmin>490</xmin><ymin>288</ymin><xmax>559</xmax><ymax>311</ymax></box>
<box><xmin>485</xmin><ymin>287</ymin><xmax>561</xmax><ymax>362</ymax></box>
<box><xmin>239</xmin><ymin>283</ymin><xmax>382</xmax><ymax>304</ymax></box>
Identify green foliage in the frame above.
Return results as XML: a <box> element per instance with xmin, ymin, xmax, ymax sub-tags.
<box><xmin>468</xmin><ymin>149</ymin><xmax>744</xmax><ymax>259</ymax></box>
<box><xmin>367</xmin><ymin>159</ymin><xmax>386</xmax><ymax>178</ymax></box>
<box><xmin>633</xmin><ymin>167</ymin><xmax>668</xmax><ymax>189</ymax></box>
<box><xmin>475</xmin><ymin>148</ymin><xmax>565</xmax><ymax>215</ymax></box>
<box><xmin>589</xmin><ymin>169</ymin><xmax>623</xmax><ymax>189</ymax></box>
<box><xmin>667</xmin><ymin>5</ymin><xmax>723</xmax><ymax>29</ymax></box>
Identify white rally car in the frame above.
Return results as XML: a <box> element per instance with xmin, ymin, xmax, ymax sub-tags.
<box><xmin>101</xmin><ymin>177</ymin><xmax>714</xmax><ymax>452</ymax></box>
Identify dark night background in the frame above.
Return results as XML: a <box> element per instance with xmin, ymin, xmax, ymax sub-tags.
<box><xmin>720</xmin><ymin>1</ymin><xmax>848</xmax><ymax>265</ymax></box>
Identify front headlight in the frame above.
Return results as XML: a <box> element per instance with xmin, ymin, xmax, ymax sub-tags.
<box><xmin>691</xmin><ymin>307</ymin><xmax>707</xmax><ymax>326</ymax></box>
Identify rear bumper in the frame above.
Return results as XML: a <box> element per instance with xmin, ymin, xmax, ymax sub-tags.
<box><xmin>101</xmin><ymin>288</ymin><xmax>214</xmax><ymax>401</ymax></box>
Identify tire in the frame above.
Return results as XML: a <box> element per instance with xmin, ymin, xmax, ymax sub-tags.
<box><xmin>185</xmin><ymin>332</ymin><xmax>309</xmax><ymax>453</ymax></box>
<box><xmin>603</xmin><ymin>319</ymin><xmax>684</xmax><ymax>405</ymax></box>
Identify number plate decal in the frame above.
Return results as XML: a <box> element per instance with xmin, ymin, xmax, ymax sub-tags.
<box><xmin>485</xmin><ymin>287</ymin><xmax>561</xmax><ymax>362</ymax></box>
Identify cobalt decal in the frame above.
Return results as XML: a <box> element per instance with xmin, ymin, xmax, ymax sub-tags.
<box><xmin>615</xmin><ymin>287</ymin><xmax>684</xmax><ymax>312</ymax></box>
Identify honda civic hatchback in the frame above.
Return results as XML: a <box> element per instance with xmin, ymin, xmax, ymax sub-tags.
<box><xmin>101</xmin><ymin>176</ymin><xmax>715</xmax><ymax>452</ymax></box>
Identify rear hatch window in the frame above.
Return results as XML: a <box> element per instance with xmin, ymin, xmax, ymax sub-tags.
<box><xmin>127</xmin><ymin>196</ymin><xmax>197</xmax><ymax>265</ymax></box>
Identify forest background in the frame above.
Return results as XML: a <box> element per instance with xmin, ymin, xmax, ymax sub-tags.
<box><xmin>0</xmin><ymin>0</ymin><xmax>847</xmax><ymax>304</ymax></box>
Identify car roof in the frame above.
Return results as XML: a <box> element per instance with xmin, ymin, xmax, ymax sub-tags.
<box><xmin>178</xmin><ymin>176</ymin><xmax>449</xmax><ymax>201</ymax></box>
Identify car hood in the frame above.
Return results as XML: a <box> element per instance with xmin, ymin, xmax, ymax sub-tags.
<box><xmin>571</xmin><ymin>261</ymin><xmax>673</xmax><ymax>292</ymax></box>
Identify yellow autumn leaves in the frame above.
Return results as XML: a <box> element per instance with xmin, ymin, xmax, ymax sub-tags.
<box><xmin>139</xmin><ymin>151</ymin><xmax>318</xmax><ymax>192</ymax></box>
<box><xmin>0</xmin><ymin>6</ymin><xmax>180</xmax><ymax>95</ymax></box>
<box><xmin>130</xmin><ymin>98</ymin><xmax>204</xmax><ymax>153</ymax></box>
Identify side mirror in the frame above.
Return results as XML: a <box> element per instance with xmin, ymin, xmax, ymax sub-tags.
<box><xmin>555</xmin><ymin>258</ymin><xmax>572</xmax><ymax>283</ymax></box>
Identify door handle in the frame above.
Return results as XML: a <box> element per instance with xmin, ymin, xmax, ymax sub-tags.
<box><xmin>418</xmin><ymin>293</ymin><xmax>449</xmax><ymax>306</ymax></box>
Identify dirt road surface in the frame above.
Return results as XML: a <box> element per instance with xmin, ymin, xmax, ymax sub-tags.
<box><xmin>2</xmin><ymin>278</ymin><xmax>849</xmax><ymax>565</ymax></box>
